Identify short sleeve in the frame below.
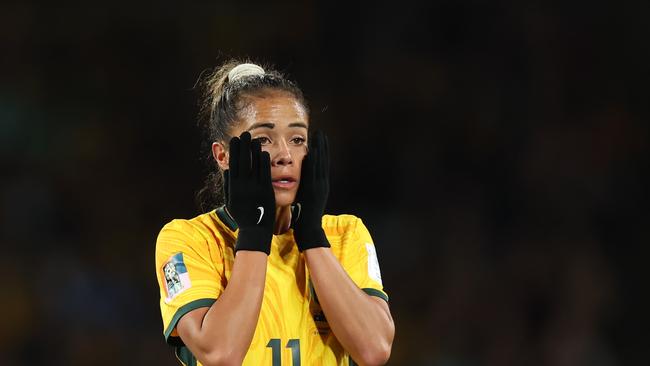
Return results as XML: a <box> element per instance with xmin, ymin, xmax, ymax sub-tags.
<box><xmin>339</xmin><ymin>218</ymin><xmax>388</xmax><ymax>303</ymax></box>
<box><xmin>155</xmin><ymin>219</ymin><xmax>225</xmax><ymax>345</ymax></box>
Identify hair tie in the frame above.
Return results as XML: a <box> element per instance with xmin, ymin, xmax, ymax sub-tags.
<box><xmin>228</xmin><ymin>63</ymin><xmax>265</xmax><ymax>82</ymax></box>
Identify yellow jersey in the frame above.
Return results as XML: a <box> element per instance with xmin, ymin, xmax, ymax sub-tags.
<box><xmin>155</xmin><ymin>206</ymin><xmax>388</xmax><ymax>366</ymax></box>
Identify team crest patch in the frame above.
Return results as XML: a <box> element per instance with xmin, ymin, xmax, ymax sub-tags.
<box><xmin>162</xmin><ymin>252</ymin><xmax>191</xmax><ymax>303</ymax></box>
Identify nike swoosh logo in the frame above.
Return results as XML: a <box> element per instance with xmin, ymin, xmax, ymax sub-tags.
<box><xmin>256</xmin><ymin>206</ymin><xmax>264</xmax><ymax>225</ymax></box>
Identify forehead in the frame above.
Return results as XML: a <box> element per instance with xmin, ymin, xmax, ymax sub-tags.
<box><xmin>240</xmin><ymin>91</ymin><xmax>308</xmax><ymax>126</ymax></box>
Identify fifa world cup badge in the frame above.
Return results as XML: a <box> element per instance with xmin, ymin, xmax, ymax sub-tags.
<box><xmin>162</xmin><ymin>252</ymin><xmax>191</xmax><ymax>302</ymax></box>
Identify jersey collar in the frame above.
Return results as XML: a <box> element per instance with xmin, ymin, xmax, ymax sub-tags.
<box><xmin>215</xmin><ymin>205</ymin><xmax>238</xmax><ymax>232</ymax></box>
<box><xmin>215</xmin><ymin>205</ymin><xmax>301</xmax><ymax>232</ymax></box>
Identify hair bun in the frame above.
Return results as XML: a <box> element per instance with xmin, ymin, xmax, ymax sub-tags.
<box><xmin>228</xmin><ymin>63</ymin><xmax>265</xmax><ymax>82</ymax></box>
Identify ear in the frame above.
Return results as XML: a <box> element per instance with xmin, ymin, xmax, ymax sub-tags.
<box><xmin>212</xmin><ymin>142</ymin><xmax>229</xmax><ymax>170</ymax></box>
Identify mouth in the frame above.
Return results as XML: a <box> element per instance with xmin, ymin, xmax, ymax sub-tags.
<box><xmin>272</xmin><ymin>176</ymin><xmax>297</xmax><ymax>190</ymax></box>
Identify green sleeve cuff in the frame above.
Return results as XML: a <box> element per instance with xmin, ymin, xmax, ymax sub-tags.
<box><xmin>362</xmin><ymin>288</ymin><xmax>389</xmax><ymax>303</ymax></box>
<box><xmin>164</xmin><ymin>298</ymin><xmax>216</xmax><ymax>346</ymax></box>
<box><xmin>175</xmin><ymin>345</ymin><xmax>198</xmax><ymax>366</ymax></box>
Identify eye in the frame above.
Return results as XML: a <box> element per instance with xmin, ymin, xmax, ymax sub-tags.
<box><xmin>290</xmin><ymin>137</ymin><xmax>306</xmax><ymax>145</ymax></box>
<box><xmin>254</xmin><ymin>136</ymin><xmax>271</xmax><ymax>145</ymax></box>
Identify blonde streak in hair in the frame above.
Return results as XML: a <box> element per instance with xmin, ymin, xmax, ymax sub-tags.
<box><xmin>209</xmin><ymin>70</ymin><xmax>227</xmax><ymax>115</ymax></box>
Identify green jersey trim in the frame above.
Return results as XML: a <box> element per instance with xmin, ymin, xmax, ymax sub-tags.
<box><xmin>362</xmin><ymin>288</ymin><xmax>389</xmax><ymax>303</ymax></box>
<box><xmin>164</xmin><ymin>298</ymin><xmax>217</xmax><ymax>346</ymax></box>
<box><xmin>175</xmin><ymin>345</ymin><xmax>197</xmax><ymax>366</ymax></box>
<box><xmin>216</xmin><ymin>205</ymin><xmax>300</xmax><ymax>232</ymax></box>
<box><xmin>215</xmin><ymin>206</ymin><xmax>238</xmax><ymax>232</ymax></box>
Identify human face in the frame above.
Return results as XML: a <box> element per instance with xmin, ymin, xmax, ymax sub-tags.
<box><xmin>223</xmin><ymin>91</ymin><xmax>309</xmax><ymax>208</ymax></box>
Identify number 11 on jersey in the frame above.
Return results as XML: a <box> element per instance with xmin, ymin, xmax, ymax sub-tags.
<box><xmin>266</xmin><ymin>338</ymin><xmax>300</xmax><ymax>366</ymax></box>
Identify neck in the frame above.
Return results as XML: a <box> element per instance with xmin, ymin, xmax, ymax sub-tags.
<box><xmin>274</xmin><ymin>205</ymin><xmax>292</xmax><ymax>235</ymax></box>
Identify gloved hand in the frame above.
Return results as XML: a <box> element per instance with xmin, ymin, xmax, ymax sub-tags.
<box><xmin>293</xmin><ymin>130</ymin><xmax>331</xmax><ymax>251</ymax></box>
<box><xmin>225</xmin><ymin>131</ymin><xmax>275</xmax><ymax>254</ymax></box>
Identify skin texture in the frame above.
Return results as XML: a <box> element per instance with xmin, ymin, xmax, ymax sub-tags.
<box><xmin>176</xmin><ymin>251</ymin><xmax>267</xmax><ymax>366</ymax></box>
<box><xmin>213</xmin><ymin>90</ymin><xmax>308</xmax><ymax>234</ymax></box>
<box><xmin>177</xmin><ymin>90</ymin><xmax>394</xmax><ymax>366</ymax></box>
<box><xmin>304</xmin><ymin>248</ymin><xmax>395</xmax><ymax>365</ymax></box>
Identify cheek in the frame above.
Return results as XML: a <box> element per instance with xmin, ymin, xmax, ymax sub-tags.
<box><xmin>294</xmin><ymin>149</ymin><xmax>307</xmax><ymax>172</ymax></box>
<box><xmin>293</xmin><ymin>145</ymin><xmax>307</xmax><ymax>163</ymax></box>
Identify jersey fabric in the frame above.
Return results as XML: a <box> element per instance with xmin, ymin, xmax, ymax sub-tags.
<box><xmin>155</xmin><ymin>206</ymin><xmax>388</xmax><ymax>366</ymax></box>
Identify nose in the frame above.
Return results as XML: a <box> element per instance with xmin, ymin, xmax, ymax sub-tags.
<box><xmin>271</xmin><ymin>139</ymin><xmax>293</xmax><ymax>167</ymax></box>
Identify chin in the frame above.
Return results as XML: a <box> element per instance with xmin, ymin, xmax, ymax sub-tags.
<box><xmin>274</xmin><ymin>190</ymin><xmax>296</xmax><ymax>208</ymax></box>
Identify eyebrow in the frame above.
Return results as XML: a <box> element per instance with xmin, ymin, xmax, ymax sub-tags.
<box><xmin>247</xmin><ymin>122</ymin><xmax>308</xmax><ymax>131</ymax></box>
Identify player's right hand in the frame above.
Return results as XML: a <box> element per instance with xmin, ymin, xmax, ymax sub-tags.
<box><xmin>224</xmin><ymin>131</ymin><xmax>275</xmax><ymax>255</ymax></box>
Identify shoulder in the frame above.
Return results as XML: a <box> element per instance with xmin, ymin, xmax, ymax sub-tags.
<box><xmin>157</xmin><ymin>210</ymin><xmax>231</xmax><ymax>251</ymax></box>
<box><xmin>322</xmin><ymin>213</ymin><xmax>372</xmax><ymax>240</ymax></box>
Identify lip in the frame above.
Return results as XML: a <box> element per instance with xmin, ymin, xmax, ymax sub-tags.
<box><xmin>272</xmin><ymin>180</ymin><xmax>297</xmax><ymax>189</ymax></box>
<box><xmin>271</xmin><ymin>175</ymin><xmax>298</xmax><ymax>190</ymax></box>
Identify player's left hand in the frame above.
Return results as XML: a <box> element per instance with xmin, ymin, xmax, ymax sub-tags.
<box><xmin>292</xmin><ymin>130</ymin><xmax>331</xmax><ymax>251</ymax></box>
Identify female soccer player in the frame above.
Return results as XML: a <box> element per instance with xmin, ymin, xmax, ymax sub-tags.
<box><xmin>155</xmin><ymin>61</ymin><xmax>394</xmax><ymax>366</ymax></box>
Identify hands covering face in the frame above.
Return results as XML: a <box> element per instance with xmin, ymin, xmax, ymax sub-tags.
<box><xmin>223</xmin><ymin>130</ymin><xmax>331</xmax><ymax>254</ymax></box>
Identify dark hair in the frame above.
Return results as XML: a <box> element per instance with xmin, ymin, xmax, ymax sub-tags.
<box><xmin>195</xmin><ymin>60</ymin><xmax>309</xmax><ymax>213</ymax></box>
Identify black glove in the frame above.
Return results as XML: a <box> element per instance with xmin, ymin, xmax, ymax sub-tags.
<box><xmin>293</xmin><ymin>130</ymin><xmax>331</xmax><ymax>251</ymax></box>
<box><xmin>225</xmin><ymin>131</ymin><xmax>275</xmax><ymax>255</ymax></box>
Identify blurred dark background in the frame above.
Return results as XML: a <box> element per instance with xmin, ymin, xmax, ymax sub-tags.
<box><xmin>1</xmin><ymin>0</ymin><xmax>648</xmax><ymax>365</ymax></box>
